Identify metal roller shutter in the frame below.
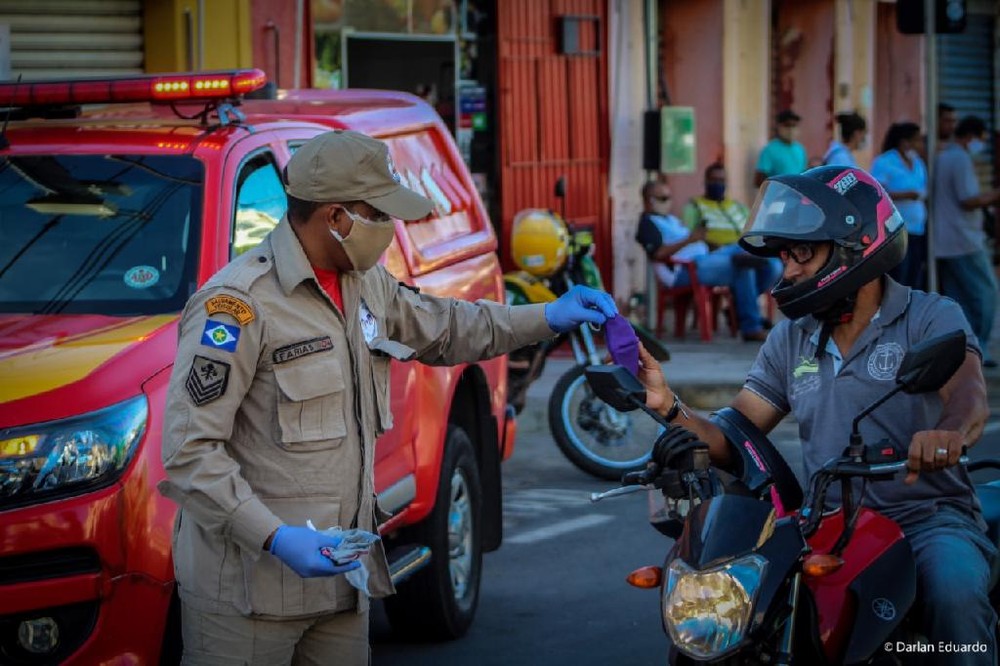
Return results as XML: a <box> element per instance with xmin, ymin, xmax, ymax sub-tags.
<box><xmin>939</xmin><ymin>11</ymin><xmax>996</xmax><ymax>189</ymax></box>
<box><xmin>0</xmin><ymin>0</ymin><xmax>143</xmax><ymax>80</ymax></box>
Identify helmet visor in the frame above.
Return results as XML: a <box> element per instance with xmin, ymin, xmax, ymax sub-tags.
<box><xmin>741</xmin><ymin>181</ymin><xmax>827</xmax><ymax>253</ymax></box>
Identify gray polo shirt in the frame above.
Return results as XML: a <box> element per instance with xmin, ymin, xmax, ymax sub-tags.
<box><xmin>932</xmin><ymin>143</ymin><xmax>984</xmax><ymax>258</ymax></box>
<box><xmin>745</xmin><ymin>278</ymin><xmax>983</xmax><ymax>529</ymax></box>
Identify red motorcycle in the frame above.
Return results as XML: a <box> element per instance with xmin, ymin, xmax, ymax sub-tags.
<box><xmin>586</xmin><ymin>329</ymin><xmax>1000</xmax><ymax>664</ymax></box>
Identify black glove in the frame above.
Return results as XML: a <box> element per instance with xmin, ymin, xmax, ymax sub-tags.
<box><xmin>652</xmin><ymin>425</ymin><xmax>710</xmax><ymax>470</ymax></box>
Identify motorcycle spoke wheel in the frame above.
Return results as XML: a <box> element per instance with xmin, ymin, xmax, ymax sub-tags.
<box><xmin>548</xmin><ymin>365</ymin><xmax>658</xmax><ymax>480</ymax></box>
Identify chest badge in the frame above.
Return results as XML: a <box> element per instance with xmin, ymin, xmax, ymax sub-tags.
<box><xmin>359</xmin><ymin>299</ymin><xmax>379</xmax><ymax>344</ymax></box>
<box><xmin>867</xmin><ymin>342</ymin><xmax>904</xmax><ymax>381</ymax></box>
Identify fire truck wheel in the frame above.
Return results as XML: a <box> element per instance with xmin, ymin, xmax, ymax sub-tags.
<box><xmin>384</xmin><ymin>425</ymin><xmax>483</xmax><ymax>640</ymax></box>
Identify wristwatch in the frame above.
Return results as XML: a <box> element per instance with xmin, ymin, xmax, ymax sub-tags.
<box><xmin>665</xmin><ymin>393</ymin><xmax>689</xmax><ymax>422</ymax></box>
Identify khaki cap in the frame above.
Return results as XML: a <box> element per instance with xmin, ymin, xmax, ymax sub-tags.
<box><xmin>285</xmin><ymin>130</ymin><xmax>433</xmax><ymax>220</ymax></box>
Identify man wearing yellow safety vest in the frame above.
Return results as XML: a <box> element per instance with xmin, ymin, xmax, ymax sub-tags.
<box><xmin>683</xmin><ymin>162</ymin><xmax>782</xmax><ymax>327</ymax></box>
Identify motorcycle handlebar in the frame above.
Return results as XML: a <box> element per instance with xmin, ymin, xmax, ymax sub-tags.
<box><xmin>826</xmin><ymin>455</ymin><xmax>969</xmax><ymax>479</ymax></box>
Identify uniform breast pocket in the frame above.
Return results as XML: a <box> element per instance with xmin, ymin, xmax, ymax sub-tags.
<box><xmin>273</xmin><ymin>357</ymin><xmax>348</xmax><ymax>450</ymax></box>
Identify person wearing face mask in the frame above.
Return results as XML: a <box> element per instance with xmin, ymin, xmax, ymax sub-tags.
<box><xmin>872</xmin><ymin>122</ymin><xmax>928</xmax><ymax>289</ymax></box>
<box><xmin>824</xmin><ymin>111</ymin><xmax>867</xmax><ymax>167</ymax></box>
<box><xmin>636</xmin><ymin>179</ymin><xmax>773</xmax><ymax>341</ymax></box>
<box><xmin>755</xmin><ymin>109</ymin><xmax>808</xmax><ymax>186</ymax></box>
<box><xmin>634</xmin><ymin>166</ymin><xmax>996</xmax><ymax>666</ymax></box>
<box><xmin>932</xmin><ymin>115</ymin><xmax>1000</xmax><ymax>369</ymax></box>
<box><xmin>159</xmin><ymin>129</ymin><xmax>618</xmax><ymax>664</ymax></box>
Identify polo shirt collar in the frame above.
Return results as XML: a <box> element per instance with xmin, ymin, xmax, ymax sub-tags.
<box><xmin>792</xmin><ymin>276</ymin><xmax>911</xmax><ymax>335</ymax></box>
<box><xmin>271</xmin><ymin>216</ymin><xmax>317</xmax><ymax>296</ymax></box>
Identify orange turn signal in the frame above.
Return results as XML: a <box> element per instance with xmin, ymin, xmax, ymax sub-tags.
<box><xmin>626</xmin><ymin>566</ymin><xmax>663</xmax><ymax>589</ymax></box>
<box><xmin>803</xmin><ymin>553</ymin><xmax>845</xmax><ymax>577</ymax></box>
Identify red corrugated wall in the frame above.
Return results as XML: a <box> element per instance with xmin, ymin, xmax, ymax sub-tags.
<box><xmin>497</xmin><ymin>0</ymin><xmax>612</xmax><ymax>283</ymax></box>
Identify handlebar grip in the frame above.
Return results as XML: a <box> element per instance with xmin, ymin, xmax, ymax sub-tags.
<box><xmin>868</xmin><ymin>455</ymin><xmax>970</xmax><ymax>475</ymax></box>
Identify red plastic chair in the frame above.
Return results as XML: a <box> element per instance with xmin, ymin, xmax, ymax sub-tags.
<box><xmin>655</xmin><ymin>257</ymin><xmax>738</xmax><ymax>342</ymax></box>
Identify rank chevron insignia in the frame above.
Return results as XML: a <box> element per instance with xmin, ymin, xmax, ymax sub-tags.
<box><xmin>185</xmin><ymin>355</ymin><xmax>231</xmax><ymax>406</ymax></box>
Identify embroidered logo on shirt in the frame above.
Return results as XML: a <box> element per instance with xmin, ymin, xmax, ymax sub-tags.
<box><xmin>868</xmin><ymin>342</ymin><xmax>904</xmax><ymax>381</ymax></box>
<box><xmin>205</xmin><ymin>295</ymin><xmax>255</xmax><ymax>325</ymax></box>
<box><xmin>201</xmin><ymin>319</ymin><xmax>241</xmax><ymax>352</ymax></box>
<box><xmin>792</xmin><ymin>356</ymin><xmax>820</xmax><ymax>379</ymax></box>
<box><xmin>273</xmin><ymin>336</ymin><xmax>334</xmax><ymax>364</ymax></box>
<box><xmin>185</xmin><ymin>355</ymin><xmax>231</xmax><ymax>406</ymax></box>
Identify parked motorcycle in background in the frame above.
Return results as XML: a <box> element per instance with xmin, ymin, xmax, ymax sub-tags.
<box><xmin>585</xmin><ymin>330</ymin><xmax>1000</xmax><ymax>664</ymax></box>
<box><xmin>504</xmin><ymin>176</ymin><xmax>671</xmax><ymax>480</ymax></box>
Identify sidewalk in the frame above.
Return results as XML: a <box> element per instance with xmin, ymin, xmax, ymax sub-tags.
<box><xmin>519</xmin><ymin>306</ymin><xmax>1000</xmax><ymax>434</ymax></box>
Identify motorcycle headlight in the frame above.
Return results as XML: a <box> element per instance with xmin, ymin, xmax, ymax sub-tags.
<box><xmin>662</xmin><ymin>554</ymin><xmax>768</xmax><ymax>660</ymax></box>
<box><xmin>0</xmin><ymin>396</ymin><xmax>147</xmax><ymax>506</ymax></box>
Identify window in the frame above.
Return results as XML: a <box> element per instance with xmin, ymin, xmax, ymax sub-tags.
<box><xmin>232</xmin><ymin>153</ymin><xmax>287</xmax><ymax>257</ymax></box>
<box><xmin>0</xmin><ymin>154</ymin><xmax>204</xmax><ymax>315</ymax></box>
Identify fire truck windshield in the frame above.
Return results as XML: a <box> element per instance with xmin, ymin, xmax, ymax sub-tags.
<box><xmin>0</xmin><ymin>154</ymin><xmax>204</xmax><ymax>316</ymax></box>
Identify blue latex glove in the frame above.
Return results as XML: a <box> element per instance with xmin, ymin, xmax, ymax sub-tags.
<box><xmin>268</xmin><ymin>525</ymin><xmax>362</xmax><ymax>578</ymax></box>
<box><xmin>544</xmin><ymin>285</ymin><xmax>618</xmax><ymax>333</ymax></box>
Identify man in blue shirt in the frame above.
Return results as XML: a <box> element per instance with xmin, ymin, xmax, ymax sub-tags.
<box><xmin>755</xmin><ymin>109</ymin><xmax>808</xmax><ymax>186</ymax></box>
<box><xmin>933</xmin><ymin>116</ymin><xmax>1000</xmax><ymax>368</ymax></box>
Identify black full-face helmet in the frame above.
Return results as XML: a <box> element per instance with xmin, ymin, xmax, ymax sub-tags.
<box><xmin>739</xmin><ymin>166</ymin><xmax>907</xmax><ymax>321</ymax></box>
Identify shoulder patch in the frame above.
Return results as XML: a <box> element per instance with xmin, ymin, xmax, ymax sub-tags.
<box><xmin>201</xmin><ymin>319</ymin><xmax>241</xmax><ymax>352</ymax></box>
<box><xmin>185</xmin><ymin>355</ymin><xmax>231</xmax><ymax>406</ymax></box>
<box><xmin>205</xmin><ymin>295</ymin><xmax>255</xmax><ymax>325</ymax></box>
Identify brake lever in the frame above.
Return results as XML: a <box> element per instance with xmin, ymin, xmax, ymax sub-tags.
<box><xmin>590</xmin><ymin>485</ymin><xmax>648</xmax><ymax>503</ymax></box>
<box><xmin>592</xmin><ymin>462</ymin><xmax>661</xmax><ymax>503</ymax></box>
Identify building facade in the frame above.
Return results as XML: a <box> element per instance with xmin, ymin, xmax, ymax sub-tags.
<box><xmin>0</xmin><ymin>0</ymin><xmax>996</xmax><ymax>306</ymax></box>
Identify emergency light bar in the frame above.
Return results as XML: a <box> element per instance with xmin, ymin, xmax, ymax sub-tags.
<box><xmin>0</xmin><ymin>69</ymin><xmax>267</xmax><ymax>108</ymax></box>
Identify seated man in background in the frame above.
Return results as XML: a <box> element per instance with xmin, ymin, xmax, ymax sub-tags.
<box><xmin>636</xmin><ymin>179</ymin><xmax>776</xmax><ymax>342</ymax></box>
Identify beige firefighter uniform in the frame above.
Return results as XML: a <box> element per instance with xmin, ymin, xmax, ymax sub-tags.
<box><xmin>158</xmin><ymin>216</ymin><xmax>552</xmax><ymax>623</ymax></box>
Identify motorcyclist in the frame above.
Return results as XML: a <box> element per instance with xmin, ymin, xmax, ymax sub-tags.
<box><xmin>636</xmin><ymin>166</ymin><xmax>995</xmax><ymax>665</ymax></box>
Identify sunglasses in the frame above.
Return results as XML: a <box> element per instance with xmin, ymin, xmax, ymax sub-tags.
<box><xmin>778</xmin><ymin>242</ymin><xmax>818</xmax><ymax>265</ymax></box>
<box><xmin>651</xmin><ymin>194</ymin><xmax>672</xmax><ymax>203</ymax></box>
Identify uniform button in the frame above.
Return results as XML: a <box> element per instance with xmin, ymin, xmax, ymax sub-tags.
<box><xmin>258</xmin><ymin>256</ymin><xmax>267</xmax><ymax>263</ymax></box>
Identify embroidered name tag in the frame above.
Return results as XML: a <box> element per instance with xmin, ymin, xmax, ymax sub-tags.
<box><xmin>205</xmin><ymin>295</ymin><xmax>255</xmax><ymax>325</ymax></box>
<box><xmin>185</xmin><ymin>355</ymin><xmax>231</xmax><ymax>406</ymax></box>
<box><xmin>273</xmin><ymin>336</ymin><xmax>334</xmax><ymax>364</ymax></box>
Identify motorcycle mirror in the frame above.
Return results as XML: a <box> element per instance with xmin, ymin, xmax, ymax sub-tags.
<box><xmin>896</xmin><ymin>329</ymin><xmax>967</xmax><ymax>394</ymax></box>
<box><xmin>554</xmin><ymin>176</ymin><xmax>566</xmax><ymax>199</ymax></box>
<box><xmin>584</xmin><ymin>365</ymin><xmax>645</xmax><ymax>412</ymax></box>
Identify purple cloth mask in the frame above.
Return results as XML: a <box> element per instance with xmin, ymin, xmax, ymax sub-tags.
<box><xmin>605</xmin><ymin>314</ymin><xmax>640</xmax><ymax>377</ymax></box>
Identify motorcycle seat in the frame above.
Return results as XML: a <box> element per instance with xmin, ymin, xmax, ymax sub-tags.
<box><xmin>975</xmin><ymin>480</ymin><xmax>1000</xmax><ymax>590</ymax></box>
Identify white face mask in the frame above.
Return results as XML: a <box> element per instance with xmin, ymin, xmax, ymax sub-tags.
<box><xmin>330</xmin><ymin>207</ymin><xmax>395</xmax><ymax>272</ymax></box>
<box><xmin>968</xmin><ymin>139</ymin><xmax>986</xmax><ymax>155</ymax></box>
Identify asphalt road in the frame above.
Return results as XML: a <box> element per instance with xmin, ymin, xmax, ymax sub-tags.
<box><xmin>371</xmin><ymin>410</ymin><xmax>1000</xmax><ymax>665</ymax></box>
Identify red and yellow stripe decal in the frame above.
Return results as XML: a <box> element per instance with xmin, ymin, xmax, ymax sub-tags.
<box><xmin>0</xmin><ymin>315</ymin><xmax>177</xmax><ymax>403</ymax></box>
